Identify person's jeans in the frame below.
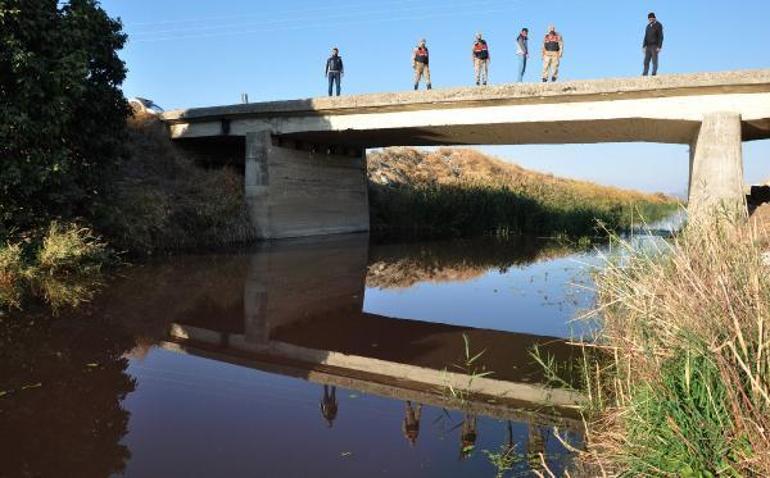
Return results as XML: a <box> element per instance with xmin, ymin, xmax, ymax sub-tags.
<box><xmin>517</xmin><ymin>55</ymin><xmax>527</xmax><ymax>82</ymax></box>
<box><xmin>643</xmin><ymin>47</ymin><xmax>659</xmax><ymax>76</ymax></box>
<box><xmin>328</xmin><ymin>72</ymin><xmax>341</xmax><ymax>96</ymax></box>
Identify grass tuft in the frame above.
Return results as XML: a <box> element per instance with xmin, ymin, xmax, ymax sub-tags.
<box><xmin>0</xmin><ymin>242</ymin><xmax>27</xmax><ymax>310</ymax></box>
<box><xmin>0</xmin><ymin>222</ymin><xmax>111</xmax><ymax>313</ymax></box>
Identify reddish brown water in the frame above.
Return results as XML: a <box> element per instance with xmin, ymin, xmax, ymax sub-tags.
<box><xmin>1</xmin><ymin>234</ymin><xmax>598</xmax><ymax>477</ymax></box>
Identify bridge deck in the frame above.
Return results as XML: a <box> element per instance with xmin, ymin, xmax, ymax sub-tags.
<box><xmin>162</xmin><ymin>69</ymin><xmax>770</xmax><ymax>120</ymax></box>
<box><xmin>160</xmin><ymin>69</ymin><xmax>770</xmax><ymax>146</ymax></box>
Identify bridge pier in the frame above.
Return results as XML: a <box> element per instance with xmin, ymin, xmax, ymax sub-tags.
<box><xmin>244</xmin><ymin>131</ymin><xmax>369</xmax><ymax>239</ymax></box>
<box><xmin>688</xmin><ymin>112</ymin><xmax>747</xmax><ymax>223</ymax></box>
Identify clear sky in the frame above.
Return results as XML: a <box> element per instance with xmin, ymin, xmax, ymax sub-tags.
<box><xmin>102</xmin><ymin>0</ymin><xmax>770</xmax><ymax>195</ymax></box>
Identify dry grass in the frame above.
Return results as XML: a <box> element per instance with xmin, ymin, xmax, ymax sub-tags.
<box><xmin>369</xmin><ymin>147</ymin><xmax>673</xmax><ymax>207</ymax></box>
<box><xmin>575</xmin><ymin>220</ymin><xmax>770</xmax><ymax>476</ymax></box>
<box><xmin>0</xmin><ymin>242</ymin><xmax>26</xmax><ymax>309</ymax></box>
<box><xmin>95</xmin><ymin>112</ymin><xmax>255</xmax><ymax>254</ymax></box>
<box><xmin>0</xmin><ymin>222</ymin><xmax>110</xmax><ymax>313</ymax></box>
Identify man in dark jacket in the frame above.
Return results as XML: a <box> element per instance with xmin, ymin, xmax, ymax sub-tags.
<box><xmin>325</xmin><ymin>48</ymin><xmax>344</xmax><ymax>96</ymax></box>
<box><xmin>516</xmin><ymin>28</ymin><xmax>529</xmax><ymax>82</ymax></box>
<box><xmin>643</xmin><ymin>12</ymin><xmax>664</xmax><ymax>76</ymax></box>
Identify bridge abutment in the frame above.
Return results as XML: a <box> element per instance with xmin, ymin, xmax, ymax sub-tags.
<box><xmin>245</xmin><ymin>131</ymin><xmax>369</xmax><ymax>239</ymax></box>
<box><xmin>687</xmin><ymin>112</ymin><xmax>747</xmax><ymax>223</ymax></box>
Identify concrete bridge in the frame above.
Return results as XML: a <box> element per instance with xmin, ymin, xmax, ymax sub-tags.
<box><xmin>160</xmin><ymin>69</ymin><xmax>770</xmax><ymax>238</ymax></box>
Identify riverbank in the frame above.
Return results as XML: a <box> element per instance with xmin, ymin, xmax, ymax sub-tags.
<box><xmin>574</xmin><ymin>222</ymin><xmax>770</xmax><ymax>475</ymax></box>
<box><xmin>368</xmin><ymin>148</ymin><xmax>678</xmax><ymax>239</ymax></box>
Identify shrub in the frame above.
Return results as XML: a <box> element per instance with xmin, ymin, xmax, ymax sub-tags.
<box><xmin>0</xmin><ymin>1</ymin><xmax>129</xmax><ymax>233</ymax></box>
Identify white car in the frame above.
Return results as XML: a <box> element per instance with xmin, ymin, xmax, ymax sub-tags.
<box><xmin>128</xmin><ymin>97</ymin><xmax>164</xmax><ymax>115</ymax></box>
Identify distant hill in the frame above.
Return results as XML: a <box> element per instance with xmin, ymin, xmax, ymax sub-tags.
<box><xmin>368</xmin><ymin>147</ymin><xmax>672</xmax><ymax>205</ymax></box>
<box><xmin>367</xmin><ymin>147</ymin><xmax>678</xmax><ymax>238</ymax></box>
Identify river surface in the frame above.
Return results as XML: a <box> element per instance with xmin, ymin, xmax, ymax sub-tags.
<box><xmin>0</xmin><ymin>234</ymin><xmax>622</xmax><ymax>478</ymax></box>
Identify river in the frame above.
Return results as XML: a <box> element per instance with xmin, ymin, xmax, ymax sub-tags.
<box><xmin>1</xmin><ymin>233</ymin><xmax>642</xmax><ymax>477</ymax></box>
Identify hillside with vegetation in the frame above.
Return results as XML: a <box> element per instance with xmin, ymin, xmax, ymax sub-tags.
<box><xmin>367</xmin><ymin>147</ymin><xmax>678</xmax><ymax>238</ymax></box>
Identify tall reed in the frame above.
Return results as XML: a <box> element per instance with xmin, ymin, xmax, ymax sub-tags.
<box><xmin>579</xmin><ymin>221</ymin><xmax>770</xmax><ymax>476</ymax></box>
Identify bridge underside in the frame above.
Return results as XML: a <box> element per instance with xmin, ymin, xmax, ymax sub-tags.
<box><xmin>277</xmin><ymin>118</ymin><xmax>704</xmax><ymax>148</ymax></box>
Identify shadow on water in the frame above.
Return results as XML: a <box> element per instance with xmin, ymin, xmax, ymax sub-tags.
<box><xmin>0</xmin><ymin>316</ymin><xmax>135</xmax><ymax>477</ymax></box>
<box><xmin>1</xmin><ymin>233</ymin><xmax>591</xmax><ymax>477</ymax></box>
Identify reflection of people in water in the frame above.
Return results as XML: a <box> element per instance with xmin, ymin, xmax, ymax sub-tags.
<box><xmin>504</xmin><ymin>420</ymin><xmax>514</xmax><ymax>455</ymax></box>
<box><xmin>320</xmin><ymin>385</ymin><xmax>338</xmax><ymax>427</ymax></box>
<box><xmin>527</xmin><ymin>424</ymin><xmax>547</xmax><ymax>470</ymax></box>
<box><xmin>459</xmin><ymin>414</ymin><xmax>478</xmax><ymax>460</ymax></box>
<box><xmin>402</xmin><ymin>401</ymin><xmax>422</xmax><ymax>446</ymax></box>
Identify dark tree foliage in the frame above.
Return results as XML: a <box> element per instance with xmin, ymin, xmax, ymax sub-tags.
<box><xmin>0</xmin><ymin>0</ymin><xmax>128</xmax><ymax>235</ymax></box>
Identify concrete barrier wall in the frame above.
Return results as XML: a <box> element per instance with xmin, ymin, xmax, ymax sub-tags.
<box><xmin>245</xmin><ymin>131</ymin><xmax>369</xmax><ymax>239</ymax></box>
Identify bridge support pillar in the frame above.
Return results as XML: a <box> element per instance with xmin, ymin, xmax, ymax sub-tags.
<box><xmin>687</xmin><ymin>112</ymin><xmax>747</xmax><ymax>224</ymax></box>
<box><xmin>245</xmin><ymin>131</ymin><xmax>369</xmax><ymax>239</ymax></box>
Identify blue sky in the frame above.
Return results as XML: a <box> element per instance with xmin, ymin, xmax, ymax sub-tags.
<box><xmin>102</xmin><ymin>0</ymin><xmax>770</xmax><ymax>195</ymax></box>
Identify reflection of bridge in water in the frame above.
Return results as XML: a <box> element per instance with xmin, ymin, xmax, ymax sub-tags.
<box><xmin>148</xmin><ymin>234</ymin><xmax>584</xmax><ymax>438</ymax></box>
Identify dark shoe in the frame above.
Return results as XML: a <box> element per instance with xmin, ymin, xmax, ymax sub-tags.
<box><xmin>427</xmin><ymin>84</ymin><xmax>432</xmax><ymax>90</ymax></box>
<box><xmin>551</xmin><ymin>76</ymin><xmax>557</xmax><ymax>82</ymax></box>
<box><xmin>476</xmin><ymin>81</ymin><xmax>480</xmax><ymax>86</ymax></box>
<box><xmin>542</xmin><ymin>78</ymin><xmax>547</xmax><ymax>83</ymax></box>
<box><xmin>483</xmin><ymin>81</ymin><xmax>487</xmax><ymax>86</ymax></box>
<box><xmin>414</xmin><ymin>84</ymin><xmax>418</xmax><ymax>90</ymax></box>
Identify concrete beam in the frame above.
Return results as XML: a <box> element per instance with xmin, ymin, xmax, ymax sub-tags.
<box><xmin>688</xmin><ymin>112</ymin><xmax>747</xmax><ymax>223</ymax></box>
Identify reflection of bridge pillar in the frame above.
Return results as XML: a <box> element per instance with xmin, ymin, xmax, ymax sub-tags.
<box><xmin>687</xmin><ymin>112</ymin><xmax>747</xmax><ymax>223</ymax></box>
<box><xmin>245</xmin><ymin>130</ymin><xmax>369</xmax><ymax>239</ymax></box>
<box><xmin>243</xmin><ymin>247</ymin><xmax>270</xmax><ymax>347</ymax></box>
<box><xmin>241</xmin><ymin>235</ymin><xmax>369</xmax><ymax>347</ymax></box>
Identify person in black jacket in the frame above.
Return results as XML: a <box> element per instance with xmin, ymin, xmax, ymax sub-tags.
<box><xmin>325</xmin><ymin>48</ymin><xmax>344</xmax><ymax>96</ymax></box>
<box><xmin>643</xmin><ymin>12</ymin><xmax>664</xmax><ymax>76</ymax></box>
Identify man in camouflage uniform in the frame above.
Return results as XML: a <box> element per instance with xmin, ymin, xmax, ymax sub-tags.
<box><xmin>541</xmin><ymin>25</ymin><xmax>564</xmax><ymax>82</ymax></box>
<box><xmin>413</xmin><ymin>39</ymin><xmax>432</xmax><ymax>90</ymax></box>
<box><xmin>472</xmin><ymin>33</ymin><xmax>490</xmax><ymax>86</ymax></box>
